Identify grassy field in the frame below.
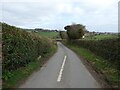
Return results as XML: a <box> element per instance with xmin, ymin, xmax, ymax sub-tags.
<box><xmin>84</xmin><ymin>34</ymin><xmax>118</xmax><ymax>40</ymax></box>
<box><xmin>63</xmin><ymin>42</ymin><xmax>119</xmax><ymax>88</ymax></box>
<box><xmin>34</xmin><ymin>31</ymin><xmax>59</xmax><ymax>39</ymax></box>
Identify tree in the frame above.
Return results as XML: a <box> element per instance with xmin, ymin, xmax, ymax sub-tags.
<box><xmin>64</xmin><ymin>24</ymin><xmax>85</xmax><ymax>39</ymax></box>
<box><xmin>59</xmin><ymin>31</ymin><xmax>68</xmax><ymax>39</ymax></box>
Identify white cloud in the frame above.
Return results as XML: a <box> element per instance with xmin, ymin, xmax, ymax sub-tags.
<box><xmin>1</xmin><ymin>0</ymin><xmax>119</xmax><ymax>32</ymax></box>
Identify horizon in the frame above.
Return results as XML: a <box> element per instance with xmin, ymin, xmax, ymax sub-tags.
<box><xmin>1</xmin><ymin>22</ymin><xmax>119</xmax><ymax>33</ymax></box>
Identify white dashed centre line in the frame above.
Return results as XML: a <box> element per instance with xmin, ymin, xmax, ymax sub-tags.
<box><xmin>57</xmin><ymin>56</ymin><xmax>67</xmax><ymax>82</ymax></box>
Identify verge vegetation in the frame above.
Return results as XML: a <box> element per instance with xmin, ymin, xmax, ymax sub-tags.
<box><xmin>2</xmin><ymin>23</ymin><xmax>57</xmax><ymax>88</ymax></box>
<box><xmin>63</xmin><ymin>39</ymin><xmax>119</xmax><ymax>88</ymax></box>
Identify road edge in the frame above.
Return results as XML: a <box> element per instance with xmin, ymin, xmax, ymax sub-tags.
<box><xmin>63</xmin><ymin>44</ymin><xmax>114</xmax><ymax>89</ymax></box>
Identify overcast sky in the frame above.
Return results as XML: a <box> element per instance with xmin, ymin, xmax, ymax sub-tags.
<box><xmin>1</xmin><ymin>0</ymin><xmax>119</xmax><ymax>32</ymax></box>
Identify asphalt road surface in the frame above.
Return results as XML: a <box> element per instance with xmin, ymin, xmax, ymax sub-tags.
<box><xmin>19</xmin><ymin>42</ymin><xmax>101</xmax><ymax>88</ymax></box>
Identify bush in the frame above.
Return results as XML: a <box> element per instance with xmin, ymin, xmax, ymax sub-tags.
<box><xmin>2</xmin><ymin>23</ymin><xmax>54</xmax><ymax>72</ymax></box>
<box><xmin>70</xmin><ymin>38</ymin><xmax>120</xmax><ymax>70</ymax></box>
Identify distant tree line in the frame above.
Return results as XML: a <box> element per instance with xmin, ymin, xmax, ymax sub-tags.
<box><xmin>34</xmin><ymin>28</ymin><xmax>58</xmax><ymax>32</ymax></box>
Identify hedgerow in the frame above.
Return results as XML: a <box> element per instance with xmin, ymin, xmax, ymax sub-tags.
<box><xmin>2</xmin><ymin>23</ymin><xmax>54</xmax><ymax>74</ymax></box>
<box><xmin>69</xmin><ymin>38</ymin><xmax>120</xmax><ymax>70</ymax></box>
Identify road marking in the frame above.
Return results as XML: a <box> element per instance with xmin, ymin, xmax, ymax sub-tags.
<box><xmin>57</xmin><ymin>56</ymin><xmax>67</xmax><ymax>82</ymax></box>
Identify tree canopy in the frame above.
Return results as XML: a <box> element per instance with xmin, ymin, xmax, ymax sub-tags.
<box><xmin>59</xmin><ymin>31</ymin><xmax>68</xmax><ymax>39</ymax></box>
<box><xmin>64</xmin><ymin>24</ymin><xmax>85</xmax><ymax>39</ymax></box>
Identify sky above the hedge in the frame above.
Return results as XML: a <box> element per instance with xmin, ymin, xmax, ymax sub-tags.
<box><xmin>1</xmin><ymin>0</ymin><xmax>119</xmax><ymax>32</ymax></box>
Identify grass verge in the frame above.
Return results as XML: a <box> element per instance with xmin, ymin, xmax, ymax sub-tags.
<box><xmin>2</xmin><ymin>45</ymin><xmax>57</xmax><ymax>88</ymax></box>
<box><xmin>63</xmin><ymin>42</ymin><xmax>119</xmax><ymax>88</ymax></box>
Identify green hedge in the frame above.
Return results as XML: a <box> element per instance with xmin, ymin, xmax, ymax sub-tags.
<box><xmin>2</xmin><ymin>23</ymin><xmax>54</xmax><ymax>72</ymax></box>
<box><xmin>70</xmin><ymin>38</ymin><xmax>120</xmax><ymax>69</ymax></box>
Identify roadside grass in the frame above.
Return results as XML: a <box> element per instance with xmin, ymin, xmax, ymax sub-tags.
<box><xmin>64</xmin><ymin>42</ymin><xmax>119</xmax><ymax>88</ymax></box>
<box><xmin>84</xmin><ymin>34</ymin><xmax>118</xmax><ymax>40</ymax></box>
<box><xmin>34</xmin><ymin>32</ymin><xmax>59</xmax><ymax>39</ymax></box>
<box><xmin>2</xmin><ymin>45</ymin><xmax>57</xmax><ymax>88</ymax></box>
